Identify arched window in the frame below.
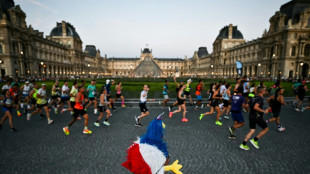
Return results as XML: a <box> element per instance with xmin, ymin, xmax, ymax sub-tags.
<box><xmin>305</xmin><ymin>44</ymin><xmax>310</xmax><ymax>57</ymax></box>
<box><xmin>308</xmin><ymin>17</ymin><xmax>310</xmax><ymax>27</ymax></box>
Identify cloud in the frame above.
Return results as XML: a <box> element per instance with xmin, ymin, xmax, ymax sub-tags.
<box><xmin>26</xmin><ymin>0</ymin><xmax>58</xmax><ymax>14</ymax></box>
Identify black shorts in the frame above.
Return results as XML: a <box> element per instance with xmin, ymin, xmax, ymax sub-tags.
<box><xmin>73</xmin><ymin>108</ymin><xmax>87</xmax><ymax>118</ymax></box>
<box><xmin>61</xmin><ymin>96</ymin><xmax>69</xmax><ymax>103</ymax></box>
<box><xmin>298</xmin><ymin>95</ymin><xmax>305</xmax><ymax>101</ymax></box>
<box><xmin>98</xmin><ymin>106</ymin><xmax>107</xmax><ymax>112</ymax></box>
<box><xmin>13</xmin><ymin>99</ymin><xmax>19</xmax><ymax>105</ymax></box>
<box><xmin>139</xmin><ymin>102</ymin><xmax>148</xmax><ymax>113</ymax></box>
<box><xmin>31</xmin><ymin>98</ymin><xmax>37</xmax><ymax>105</ymax></box>
<box><xmin>116</xmin><ymin>94</ymin><xmax>122</xmax><ymax>98</ymax></box>
<box><xmin>70</xmin><ymin>101</ymin><xmax>76</xmax><ymax>108</ymax></box>
<box><xmin>89</xmin><ymin>97</ymin><xmax>96</xmax><ymax>101</ymax></box>
<box><xmin>272</xmin><ymin>110</ymin><xmax>280</xmax><ymax>118</ymax></box>
<box><xmin>184</xmin><ymin>91</ymin><xmax>190</xmax><ymax>96</ymax></box>
<box><xmin>223</xmin><ymin>100</ymin><xmax>229</xmax><ymax>107</ymax></box>
<box><xmin>242</xmin><ymin>93</ymin><xmax>249</xmax><ymax>98</ymax></box>
<box><xmin>51</xmin><ymin>95</ymin><xmax>60</xmax><ymax>100</ymax></box>
<box><xmin>249</xmin><ymin>117</ymin><xmax>268</xmax><ymax>129</ymax></box>
<box><xmin>177</xmin><ymin>99</ymin><xmax>185</xmax><ymax>105</ymax></box>
<box><xmin>37</xmin><ymin>103</ymin><xmax>47</xmax><ymax>108</ymax></box>
<box><xmin>294</xmin><ymin>90</ymin><xmax>298</xmax><ymax>95</ymax></box>
<box><xmin>211</xmin><ymin>101</ymin><xmax>218</xmax><ymax>107</ymax></box>
<box><xmin>107</xmin><ymin>95</ymin><xmax>112</xmax><ymax>100</ymax></box>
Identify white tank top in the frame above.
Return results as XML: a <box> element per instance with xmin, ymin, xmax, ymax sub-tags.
<box><xmin>23</xmin><ymin>85</ymin><xmax>31</xmax><ymax>95</ymax></box>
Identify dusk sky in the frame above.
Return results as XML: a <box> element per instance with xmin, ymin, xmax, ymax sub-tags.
<box><xmin>15</xmin><ymin>0</ymin><xmax>288</xmax><ymax>58</ymax></box>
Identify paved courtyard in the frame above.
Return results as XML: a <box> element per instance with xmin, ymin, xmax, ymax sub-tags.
<box><xmin>0</xmin><ymin>104</ymin><xmax>310</xmax><ymax>174</ymax></box>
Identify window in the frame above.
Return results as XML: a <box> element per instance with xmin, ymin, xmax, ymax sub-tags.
<box><xmin>305</xmin><ymin>44</ymin><xmax>310</xmax><ymax>57</ymax></box>
<box><xmin>0</xmin><ymin>43</ymin><xmax>3</xmax><ymax>54</ymax></box>
<box><xmin>292</xmin><ymin>46</ymin><xmax>296</xmax><ymax>56</ymax></box>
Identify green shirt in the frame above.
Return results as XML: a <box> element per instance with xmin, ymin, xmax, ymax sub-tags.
<box><xmin>70</xmin><ymin>86</ymin><xmax>78</xmax><ymax>102</ymax></box>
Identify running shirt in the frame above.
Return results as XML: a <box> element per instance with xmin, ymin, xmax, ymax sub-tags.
<box><xmin>61</xmin><ymin>85</ymin><xmax>69</xmax><ymax>97</ymax></box>
<box><xmin>70</xmin><ymin>86</ymin><xmax>78</xmax><ymax>102</ymax></box>
<box><xmin>195</xmin><ymin>84</ymin><xmax>202</xmax><ymax>96</ymax></box>
<box><xmin>74</xmin><ymin>92</ymin><xmax>84</xmax><ymax>110</ymax></box>
<box><xmin>32</xmin><ymin>88</ymin><xmax>38</xmax><ymax>99</ymax></box>
<box><xmin>99</xmin><ymin>93</ymin><xmax>108</xmax><ymax>106</ymax></box>
<box><xmin>222</xmin><ymin>89</ymin><xmax>229</xmax><ymax>100</ymax></box>
<box><xmin>140</xmin><ymin>90</ymin><xmax>147</xmax><ymax>103</ymax></box>
<box><xmin>2</xmin><ymin>84</ymin><xmax>11</xmax><ymax>95</ymax></box>
<box><xmin>9</xmin><ymin>88</ymin><xmax>19</xmax><ymax>100</ymax></box>
<box><xmin>4</xmin><ymin>95</ymin><xmax>13</xmax><ymax>107</ymax></box>
<box><xmin>116</xmin><ymin>85</ymin><xmax>122</xmax><ymax>94</ymax></box>
<box><xmin>184</xmin><ymin>85</ymin><xmax>191</xmax><ymax>92</ymax></box>
<box><xmin>163</xmin><ymin>84</ymin><xmax>168</xmax><ymax>95</ymax></box>
<box><xmin>176</xmin><ymin>85</ymin><xmax>183</xmax><ymax>93</ymax></box>
<box><xmin>293</xmin><ymin>82</ymin><xmax>301</xmax><ymax>90</ymax></box>
<box><xmin>87</xmin><ymin>85</ymin><xmax>96</xmax><ymax>98</ymax></box>
<box><xmin>230</xmin><ymin>95</ymin><xmax>245</xmax><ymax>113</ymax></box>
<box><xmin>272</xmin><ymin>95</ymin><xmax>282</xmax><ymax>112</ymax></box>
<box><xmin>105</xmin><ymin>83</ymin><xmax>111</xmax><ymax>95</ymax></box>
<box><xmin>23</xmin><ymin>85</ymin><xmax>31</xmax><ymax>95</ymax></box>
<box><xmin>298</xmin><ymin>84</ymin><xmax>305</xmax><ymax>96</ymax></box>
<box><xmin>243</xmin><ymin>81</ymin><xmax>249</xmax><ymax>93</ymax></box>
<box><xmin>249</xmin><ymin>96</ymin><xmax>264</xmax><ymax>119</ymax></box>
<box><xmin>52</xmin><ymin>85</ymin><xmax>61</xmax><ymax>96</ymax></box>
<box><xmin>220</xmin><ymin>85</ymin><xmax>226</xmax><ymax>95</ymax></box>
<box><xmin>37</xmin><ymin>88</ymin><xmax>47</xmax><ymax>104</ymax></box>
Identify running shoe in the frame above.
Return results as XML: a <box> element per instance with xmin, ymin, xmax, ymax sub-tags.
<box><xmin>224</xmin><ymin>115</ymin><xmax>229</xmax><ymax>119</ymax></box>
<box><xmin>186</xmin><ymin>110</ymin><xmax>189</xmax><ymax>113</ymax></box>
<box><xmin>48</xmin><ymin>120</ymin><xmax>54</xmax><ymax>125</ymax></box>
<box><xmin>84</xmin><ymin>108</ymin><xmax>87</xmax><ymax>112</ymax></box>
<box><xmin>54</xmin><ymin>108</ymin><xmax>58</xmax><ymax>114</ymax></box>
<box><xmin>168</xmin><ymin>106</ymin><xmax>172</xmax><ymax>112</ymax></box>
<box><xmin>17</xmin><ymin>111</ymin><xmax>21</xmax><ymax>117</ymax></box>
<box><xmin>94</xmin><ymin>122</ymin><xmax>100</xmax><ymax>127</ymax></box>
<box><xmin>77</xmin><ymin>116</ymin><xmax>82</xmax><ymax>120</ymax></box>
<box><xmin>70</xmin><ymin>111</ymin><xmax>74</xmax><ymax>115</ymax></box>
<box><xmin>219</xmin><ymin>116</ymin><xmax>222</xmax><ymax>120</ymax></box>
<box><xmin>159</xmin><ymin>101</ymin><xmax>161</xmax><ymax>105</ymax></box>
<box><xmin>135</xmin><ymin>116</ymin><xmax>139</xmax><ymax>124</ymax></box>
<box><xmin>60</xmin><ymin>108</ymin><xmax>65</xmax><ymax>114</ymax></box>
<box><xmin>135</xmin><ymin>123</ymin><xmax>142</xmax><ymax>127</ymax></box>
<box><xmin>301</xmin><ymin>107</ymin><xmax>306</xmax><ymax>112</ymax></box>
<box><xmin>181</xmin><ymin>118</ymin><xmax>188</xmax><ymax>122</ymax></box>
<box><xmin>228</xmin><ymin>135</ymin><xmax>236</xmax><ymax>139</ymax></box>
<box><xmin>199</xmin><ymin>114</ymin><xmax>204</xmax><ymax>120</ymax></box>
<box><xmin>229</xmin><ymin>126</ymin><xmax>235</xmax><ymax>135</ymax></box>
<box><xmin>83</xmin><ymin>129</ymin><xmax>92</xmax><ymax>134</ymax></box>
<box><xmin>201</xmin><ymin>104</ymin><xmax>204</xmax><ymax>109</ymax></box>
<box><xmin>239</xmin><ymin>144</ymin><xmax>250</xmax><ymax>150</ymax></box>
<box><xmin>11</xmin><ymin>127</ymin><xmax>17</xmax><ymax>133</ymax></box>
<box><xmin>295</xmin><ymin>108</ymin><xmax>301</xmax><ymax>112</ymax></box>
<box><xmin>121</xmin><ymin>105</ymin><xmax>126</xmax><ymax>107</ymax></box>
<box><xmin>40</xmin><ymin>114</ymin><xmax>45</xmax><ymax>119</ymax></box>
<box><xmin>250</xmin><ymin>139</ymin><xmax>259</xmax><ymax>149</ymax></box>
<box><xmin>215</xmin><ymin>121</ymin><xmax>223</xmax><ymax>126</ymax></box>
<box><xmin>169</xmin><ymin>112</ymin><xmax>173</xmax><ymax>118</ymax></box>
<box><xmin>63</xmin><ymin>127</ymin><xmax>70</xmax><ymax>135</ymax></box>
<box><xmin>278</xmin><ymin>126</ymin><xmax>285</xmax><ymax>132</ymax></box>
<box><xmin>103</xmin><ymin>121</ymin><xmax>110</xmax><ymax>126</ymax></box>
<box><xmin>194</xmin><ymin>107</ymin><xmax>199</xmax><ymax>111</ymax></box>
<box><xmin>27</xmin><ymin>113</ymin><xmax>31</xmax><ymax>120</ymax></box>
<box><xmin>243</xmin><ymin>108</ymin><xmax>247</xmax><ymax>113</ymax></box>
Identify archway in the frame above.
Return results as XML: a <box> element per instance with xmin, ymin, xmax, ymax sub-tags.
<box><xmin>302</xmin><ymin>63</ymin><xmax>309</xmax><ymax>79</ymax></box>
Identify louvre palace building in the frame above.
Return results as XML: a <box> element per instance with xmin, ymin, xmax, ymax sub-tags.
<box><xmin>0</xmin><ymin>0</ymin><xmax>309</xmax><ymax>79</ymax></box>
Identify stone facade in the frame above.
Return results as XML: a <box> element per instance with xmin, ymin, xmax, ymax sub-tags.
<box><xmin>0</xmin><ymin>0</ymin><xmax>309</xmax><ymax>79</ymax></box>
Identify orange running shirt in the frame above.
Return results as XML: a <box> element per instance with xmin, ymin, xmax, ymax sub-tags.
<box><xmin>74</xmin><ymin>92</ymin><xmax>84</xmax><ymax>110</ymax></box>
<box><xmin>195</xmin><ymin>84</ymin><xmax>202</xmax><ymax>96</ymax></box>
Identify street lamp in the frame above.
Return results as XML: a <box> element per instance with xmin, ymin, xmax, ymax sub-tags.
<box><xmin>87</xmin><ymin>64</ymin><xmax>90</xmax><ymax>67</ymax></box>
<box><xmin>258</xmin><ymin>63</ymin><xmax>261</xmax><ymax>78</ymax></box>
<box><xmin>299</xmin><ymin>62</ymin><xmax>304</xmax><ymax>78</ymax></box>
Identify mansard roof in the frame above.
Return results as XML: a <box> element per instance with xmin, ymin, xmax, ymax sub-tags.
<box><xmin>50</xmin><ymin>21</ymin><xmax>80</xmax><ymax>39</ymax></box>
<box><xmin>217</xmin><ymin>25</ymin><xmax>243</xmax><ymax>39</ymax></box>
<box><xmin>85</xmin><ymin>45</ymin><xmax>97</xmax><ymax>57</ymax></box>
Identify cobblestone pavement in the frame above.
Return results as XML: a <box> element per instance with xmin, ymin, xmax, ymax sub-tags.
<box><xmin>0</xmin><ymin>105</ymin><xmax>310</xmax><ymax>174</ymax></box>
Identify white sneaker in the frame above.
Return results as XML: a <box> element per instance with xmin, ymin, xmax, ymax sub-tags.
<box><xmin>243</xmin><ymin>108</ymin><xmax>247</xmax><ymax>112</ymax></box>
<box><xmin>224</xmin><ymin>115</ymin><xmax>229</xmax><ymax>119</ymax></box>
<box><xmin>103</xmin><ymin>121</ymin><xmax>110</xmax><ymax>126</ymax></box>
<box><xmin>135</xmin><ymin>116</ymin><xmax>139</xmax><ymax>124</ymax></box>
<box><xmin>295</xmin><ymin>108</ymin><xmax>301</xmax><ymax>112</ymax></box>
<box><xmin>94</xmin><ymin>122</ymin><xmax>100</xmax><ymax>127</ymax></box>
<box><xmin>201</xmin><ymin>104</ymin><xmax>204</xmax><ymax>109</ymax></box>
<box><xmin>278</xmin><ymin>126</ymin><xmax>285</xmax><ymax>132</ymax></box>
<box><xmin>159</xmin><ymin>101</ymin><xmax>161</xmax><ymax>105</ymax></box>
<box><xmin>301</xmin><ymin>107</ymin><xmax>306</xmax><ymax>112</ymax></box>
<box><xmin>27</xmin><ymin>113</ymin><xmax>31</xmax><ymax>120</ymax></box>
<box><xmin>48</xmin><ymin>120</ymin><xmax>54</xmax><ymax>124</ymax></box>
<box><xmin>21</xmin><ymin>103</ymin><xmax>24</xmax><ymax>108</ymax></box>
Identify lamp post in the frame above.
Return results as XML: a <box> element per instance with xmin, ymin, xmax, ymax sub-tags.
<box><xmin>258</xmin><ymin>63</ymin><xmax>261</xmax><ymax>79</ymax></box>
<box><xmin>300</xmin><ymin>62</ymin><xmax>304</xmax><ymax>79</ymax></box>
<box><xmin>210</xmin><ymin>64</ymin><xmax>214</xmax><ymax>78</ymax></box>
<box><xmin>169</xmin><ymin>65</ymin><xmax>172</xmax><ymax>77</ymax></box>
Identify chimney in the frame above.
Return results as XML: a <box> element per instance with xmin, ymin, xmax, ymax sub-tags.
<box><xmin>62</xmin><ymin>21</ymin><xmax>67</xmax><ymax>36</ymax></box>
<box><xmin>228</xmin><ymin>24</ymin><xmax>233</xmax><ymax>39</ymax></box>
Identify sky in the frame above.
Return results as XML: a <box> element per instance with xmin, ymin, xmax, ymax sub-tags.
<box><xmin>15</xmin><ymin>0</ymin><xmax>288</xmax><ymax>58</ymax></box>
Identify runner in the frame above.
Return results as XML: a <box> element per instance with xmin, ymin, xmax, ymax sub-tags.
<box><xmin>207</xmin><ymin>83</ymin><xmax>215</xmax><ymax>107</ymax></box>
<box><xmin>0</xmin><ymin>90</ymin><xmax>17</xmax><ymax>132</ymax></box>
<box><xmin>63</xmin><ymin>86</ymin><xmax>92</xmax><ymax>135</ymax></box>
<box><xmin>85</xmin><ymin>79</ymin><xmax>98</xmax><ymax>114</ymax></box>
<box><xmin>266</xmin><ymin>88</ymin><xmax>286</xmax><ymax>131</ymax></box>
<box><xmin>115</xmin><ymin>81</ymin><xmax>126</xmax><ymax>107</ymax></box>
<box><xmin>195</xmin><ymin>79</ymin><xmax>204</xmax><ymax>110</ymax></box>
<box><xmin>199</xmin><ymin>85</ymin><xmax>223</xmax><ymax>126</ymax></box>
<box><xmin>239</xmin><ymin>86</ymin><xmax>269</xmax><ymax>150</ymax></box>
<box><xmin>135</xmin><ymin>84</ymin><xmax>154</xmax><ymax>127</ymax></box>
<box><xmin>295</xmin><ymin>80</ymin><xmax>307</xmax><ymax>112</ymax></box>
<box><xmin>184</xmin><ymin>79</ymin><xmax>193</xmax><ymax>105</ymax></box>
<box><xmin>1</xmin><ymin>80</ymin><xmax>11</xmax><ymax>95</ymax></box>
<box><xmin>162</xmin><ymin>80</ymin><xmax>170</xmax><ymax>109</ymax></box>
<box><xmin>27</xmin><ymin>84</ymin><xmax>54</xmax><ymax>124</ymax></box>
<box><xmin>50</xmin><ymin>80</ymin><xmax>61</xmax><ymax>114</ymax></box>
<box><xmin>221</xmin><ymin>84</ymin><xmax>232</xmax><ymax>119</ymax></box>
<box><xmin>20</xmin><ymin>81</ymin><xmax>31</xmax><ymax>113</ymax></box>
<box><xmin>242</xmin><ymin>76</ymin><xmax>250</xmax><ymax>104</ymax></box>
<box><xmin>169</xmin><ymin>81</ymin><xmax>190</xmax><ymax>122</ymax></box>
<box><xmin>105</xmin><ymin>79</ymin><xmax>116</xmax><ymax>111</ymax></box>
<box><xmin>228</xmin><ymin>86</ymin><xmax>248</xmax><ymax>139</ymax></box>
<box><xmin>168</xmin><ymin>77</ymin><xmax>183</xmax><ymax>111</ymax></box>
<box><xmin>56</xmin><ymin>81</ymin><xmax>71</xmax><ymax>113</ymax></box>
<box><xmin>94</xmin><ymin>87</ymin><xmax>111</xmax><ymax>127</ymax></box>
<box><xmin>9</xmin><ymin>84</ymin><xmax>21</xmax><ymax>116</ymax></box>
<box><xmin>60</xmin><ymin>81</ymin><xmax>78</xmax><ymax>116</ymax></box>
<box><xmin>27</xmin><ymin>83</ymin><xmax>40</xmax><ymax>117</ymax></box>
<box><xmin>292</xmin><ymin>79</ymin><xmax>302</xmax><ymax>107</ymax></box>
<box><xmin>233</xmin><ymin>78</ymin><xmax>241</xmax><ymax>95</ymax></box>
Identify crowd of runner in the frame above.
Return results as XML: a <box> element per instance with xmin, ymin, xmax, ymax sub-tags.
<box><xmin>0</xmin><ymin>76</ymin><xmax>309</xmax><ymax>150</ymax></box>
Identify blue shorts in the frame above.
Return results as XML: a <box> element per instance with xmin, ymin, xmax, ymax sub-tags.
<box><xmin>2</xmin><ymin>107</ymin><xmax>12</xmax><ymax>113</ymax></box>
<box><xmin>23</xmin><ymin>94</ymin><xmax>29</xmax><ymax>98</ymax></box>
<box><xmin>232</xmin><ymin>112</ymin><xmax>244</xmax><ymax>123</ymax></box>
<box><xmin>196</xmin><ymin>95</ymin><xmax>202</xmax><ymax>101</ymax></box>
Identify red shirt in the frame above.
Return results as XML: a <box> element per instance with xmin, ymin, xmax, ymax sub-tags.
<box><xmin>195</xmin><ymin>84</ymin><xmax>202</xmax><ymax>96</ymax></box>
<box><xmin>74</xmin><ymin>92</ymin><xmax>84</xmax><ymax>110</ymax></box>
